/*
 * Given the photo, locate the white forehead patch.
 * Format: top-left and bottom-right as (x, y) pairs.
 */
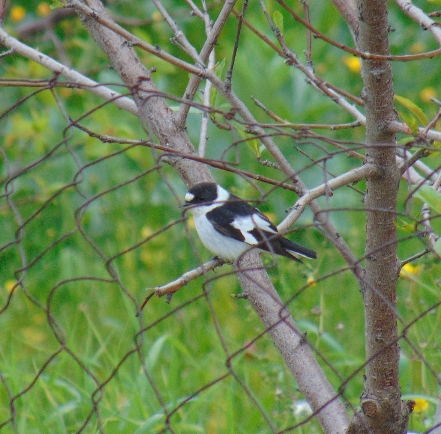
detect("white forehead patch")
(185, 192), (195, 202)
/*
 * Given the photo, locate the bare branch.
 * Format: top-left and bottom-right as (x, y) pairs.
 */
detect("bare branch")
(0, 27), (138, 115)
(198, 0), (216, 157)
(330, 0), (359, 38)
(153, 258), (224, 298)
(137, 258), (224, 314)
(70, 4), (350, 432)
(152, 0), (202, 62)
(277, 0), (441, 61)
(68, 0), (206, 75)
(72, 0), (212, 187)
(176, 0), (238, 126)
(279, 164), (380, 232)
(396, 0), (441, 45)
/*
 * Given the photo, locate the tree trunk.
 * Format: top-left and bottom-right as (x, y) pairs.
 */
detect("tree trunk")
(348, 1), (410, 432)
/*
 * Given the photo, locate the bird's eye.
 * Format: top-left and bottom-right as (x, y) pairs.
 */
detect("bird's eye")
(189, 194), (206, 203)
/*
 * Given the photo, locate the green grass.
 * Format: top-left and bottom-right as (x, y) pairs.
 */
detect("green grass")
(1, 150), (439, 432)
(1, 1), (441, 431)
(1, 110), (440, 432)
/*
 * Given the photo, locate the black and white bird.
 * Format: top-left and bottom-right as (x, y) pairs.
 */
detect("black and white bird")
(184, 182), (317, 263)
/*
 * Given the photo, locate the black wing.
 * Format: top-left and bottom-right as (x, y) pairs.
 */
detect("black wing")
(206, 194), (316, 262)
(206, 194), (278, 244)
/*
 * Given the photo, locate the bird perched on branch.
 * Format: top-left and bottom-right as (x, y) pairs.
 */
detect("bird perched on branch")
(184, 182), (317, 263)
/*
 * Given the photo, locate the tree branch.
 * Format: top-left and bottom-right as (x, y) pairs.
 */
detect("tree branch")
(0, 27), (138, 115)
(236, 252), (350, 433)
(71, 1), (350, 431)
(330, 0), (359, 39)
(72, 0), (212, 187)
(279, 163), (380, 233)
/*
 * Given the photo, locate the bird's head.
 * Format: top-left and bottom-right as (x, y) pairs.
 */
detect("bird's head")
(184, 182), (229, 215)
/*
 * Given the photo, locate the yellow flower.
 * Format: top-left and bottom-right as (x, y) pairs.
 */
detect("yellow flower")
(37, 2), (51, 17)
(343, 56), (361, 73)
(152, 11), (162, 21)
(10, 6), (26, 22)
(413, 398), (429, 413)
(59, 88), (73, 99)
(410, 42), (425, 54)
(5, 280), (17, 293)
(420, 87), (436, 102)
(307, 276), (316, 287)
(141, 226), (153, 237)
(22, 327), (46, 345)
(400, 263), (422, 278)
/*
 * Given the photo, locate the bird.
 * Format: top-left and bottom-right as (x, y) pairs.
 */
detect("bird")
(183, 182), (317, 263)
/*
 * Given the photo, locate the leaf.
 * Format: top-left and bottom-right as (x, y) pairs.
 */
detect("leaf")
(210, 58), (226, 108)
(428, 0), (441, 6)
(414, 184), (441, 214)
(212, 57), (226, 76)
(397, 111), (419, 135)
(395, 219), (415, 233)
(134, 413), (164, 434)
(247, 138), (261, 157)
(397, 136), (415, 147)
(395, 94), (429, 126)
(273, 10), (284, 33)
(146, 335), (168, 369)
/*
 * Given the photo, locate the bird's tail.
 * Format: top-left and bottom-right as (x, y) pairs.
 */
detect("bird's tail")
(281, 238), (317, 260)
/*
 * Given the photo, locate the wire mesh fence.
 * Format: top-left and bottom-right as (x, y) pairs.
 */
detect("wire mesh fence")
(1, 1), (441, 433)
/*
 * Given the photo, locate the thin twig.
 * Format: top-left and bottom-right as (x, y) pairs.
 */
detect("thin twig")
(225, 0), (248, 91)
(137, 258), (224, 313)
(198, 0), (215, 157)
(152, 0), (202, 62)
(277, 0), (441, 61)
(300, 0), (313, 67)
(400, 249), (431, 267)
(175, 0), (239, 126)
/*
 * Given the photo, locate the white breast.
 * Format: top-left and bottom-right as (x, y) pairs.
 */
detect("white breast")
(193, 214), (250, 262)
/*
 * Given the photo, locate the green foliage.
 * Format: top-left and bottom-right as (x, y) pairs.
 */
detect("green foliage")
(395, 94), (430, 127)
(1, 1), (441, 433)
(415, 184), (441, 214)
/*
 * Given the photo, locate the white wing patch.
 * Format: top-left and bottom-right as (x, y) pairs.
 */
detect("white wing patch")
(252, 214), (277, 233)
(232, 213), (277, 245)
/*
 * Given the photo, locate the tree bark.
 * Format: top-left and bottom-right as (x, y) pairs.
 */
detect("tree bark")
(348, 1), (410, 432)
(236, 253), (350, 433)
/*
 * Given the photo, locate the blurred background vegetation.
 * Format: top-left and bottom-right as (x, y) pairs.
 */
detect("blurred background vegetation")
(1, 0), (440, 432)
